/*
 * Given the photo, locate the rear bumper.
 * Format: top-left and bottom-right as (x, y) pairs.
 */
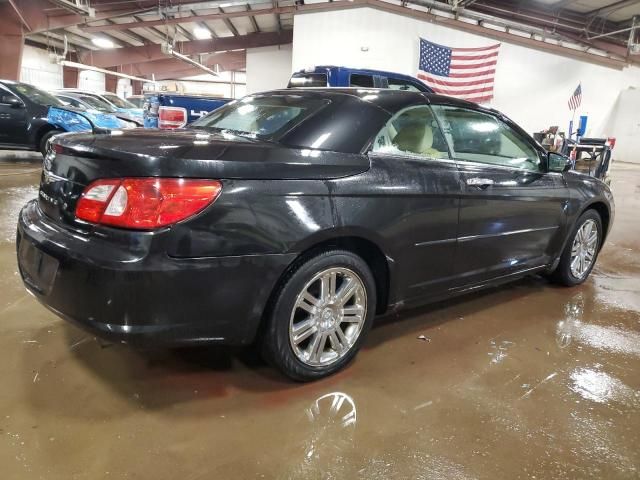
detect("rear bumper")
(17, 200), (295, 346)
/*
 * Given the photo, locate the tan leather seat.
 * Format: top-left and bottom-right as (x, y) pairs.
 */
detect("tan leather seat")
(392, 123), (440, 158)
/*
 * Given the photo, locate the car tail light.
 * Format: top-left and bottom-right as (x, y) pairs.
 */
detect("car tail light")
(158, 106), (187, 129)
(76, 178), (222, 229)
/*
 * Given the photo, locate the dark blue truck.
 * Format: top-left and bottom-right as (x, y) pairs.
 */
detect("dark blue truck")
(288, 66), (434, 92)
(143, 67), (432, 129)
(143, 93), (232, 129)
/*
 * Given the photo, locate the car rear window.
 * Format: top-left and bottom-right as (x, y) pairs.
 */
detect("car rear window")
(287, 73), (328, 88)
(190, 95), (330, 139)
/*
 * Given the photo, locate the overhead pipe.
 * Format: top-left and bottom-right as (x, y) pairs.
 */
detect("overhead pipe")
(52, 36), (154, 84)
(161, 43), (219, 76)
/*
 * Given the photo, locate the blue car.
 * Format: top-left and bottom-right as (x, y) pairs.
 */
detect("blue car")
(55, 92), (138, 129)
(57, 90), (144, 126)
(288, 66), (433, 92)
(0, 80), (123, 156)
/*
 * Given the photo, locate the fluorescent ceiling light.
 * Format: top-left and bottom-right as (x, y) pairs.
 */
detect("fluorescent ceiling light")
(92, 37), (114, 49)
(193, 27), (212, 39)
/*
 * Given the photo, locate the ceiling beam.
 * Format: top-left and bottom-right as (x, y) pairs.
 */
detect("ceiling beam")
(273, 1), (282, 32)
(77, 30), (292, 68)
(285, 0), (631, 68)
(79, 6), (294, 32)
(247, 5), (261, 33)
(116, 51), (245, 77)
(585, 0), (639, 18)
(191, 9), (218, 38)
(219, 7), (240, 36)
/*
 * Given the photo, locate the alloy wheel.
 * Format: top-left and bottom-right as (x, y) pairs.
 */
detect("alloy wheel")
(570, 219), (599, 279)
(289, 267), (367, 367)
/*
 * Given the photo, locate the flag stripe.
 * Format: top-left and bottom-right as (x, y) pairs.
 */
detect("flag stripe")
(451, 52), (500, 61)
(419, 38), (500, 104)
(567, 84), (582, 111)
(449, 69), (496, 79)
(417, 75), (495, 87)
(431, 85), (495, 96)
(450, 44), (500, 52)
(448, 60), (498, 70)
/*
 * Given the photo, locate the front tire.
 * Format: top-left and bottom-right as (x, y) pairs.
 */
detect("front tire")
(550, 209), (602, 286)
(261, 250), (376, 381)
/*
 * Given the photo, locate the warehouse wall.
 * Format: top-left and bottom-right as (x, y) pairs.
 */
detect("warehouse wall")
(601, 88), (640, 165)
(246, 45), (292, 94)
(292, 8), (640, 162)
(78, 70), (106, 92)
(19, 45), (62, 90)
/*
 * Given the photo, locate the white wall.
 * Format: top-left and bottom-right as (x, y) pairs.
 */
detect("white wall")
(292, 8), (640, 161)
(116, 79), (133, 98)
(78, 70), (105, 92)
(603, 88), (640, 164)
(19, 45), (62, 90)
(246, 44), (293, 94)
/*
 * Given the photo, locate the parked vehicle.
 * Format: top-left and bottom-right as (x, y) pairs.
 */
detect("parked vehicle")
(56, 89), (144, 126)
(288, 66), (433, 92)
(126, 95), (145, 108)
(54, 93), (138, 129)
(143, 92), (232, 129)
(0, 80), (122, 156)
(17, 89), (614, 381)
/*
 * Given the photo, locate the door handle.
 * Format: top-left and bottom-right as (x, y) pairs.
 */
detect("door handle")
(466, 177), (494, 189)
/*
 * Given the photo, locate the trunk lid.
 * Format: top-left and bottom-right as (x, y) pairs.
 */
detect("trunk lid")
(38, 128), (369, 228)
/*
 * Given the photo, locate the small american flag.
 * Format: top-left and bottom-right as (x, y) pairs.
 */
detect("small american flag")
(418, 38), (500, 104)
(568, 84), (582, 110)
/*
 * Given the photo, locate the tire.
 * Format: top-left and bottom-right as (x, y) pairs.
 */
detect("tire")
(261, 249), (376, 381)
(550, 209), (602, 286)
(39, 129), (63, 157)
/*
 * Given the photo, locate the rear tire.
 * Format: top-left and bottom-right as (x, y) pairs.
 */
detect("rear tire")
(39, 129), (63, 157)
(550, 209), (602, 286)
(261, 249), (376, 381)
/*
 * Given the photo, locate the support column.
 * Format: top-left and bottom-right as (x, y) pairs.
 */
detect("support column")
(0, 34), (23, 80)
(0, 1), (26, 81)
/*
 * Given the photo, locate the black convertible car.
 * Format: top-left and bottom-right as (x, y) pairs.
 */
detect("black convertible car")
(17, 89), (614, 381)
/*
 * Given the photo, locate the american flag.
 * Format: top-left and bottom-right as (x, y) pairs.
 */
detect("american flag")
(568, 84), (582, 110)
(418, 38), (500, 104)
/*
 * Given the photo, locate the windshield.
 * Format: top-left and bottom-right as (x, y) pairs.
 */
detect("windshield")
(102, 93), (136, 109)
(12, 83), (64, 107)
(56, 96), (87, 110)
(81, 95), (116, 112)
(191, 95), (329, 139)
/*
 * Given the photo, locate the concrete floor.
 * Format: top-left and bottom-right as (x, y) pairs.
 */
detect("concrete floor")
(0, 159), (639, 480)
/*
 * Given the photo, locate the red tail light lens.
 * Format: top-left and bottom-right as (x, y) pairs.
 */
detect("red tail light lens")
(76, 178), (222, 229)
(158, 106), (187, 129)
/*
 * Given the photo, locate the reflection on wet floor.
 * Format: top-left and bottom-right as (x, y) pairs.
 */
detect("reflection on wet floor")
(0, 160), (638, 479)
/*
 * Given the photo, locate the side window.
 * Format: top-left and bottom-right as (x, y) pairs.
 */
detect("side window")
(387, 78), (421, 92)
(372, 105), (450, 159)
(432, 105), (541, 172)
(349, 74), (374, 88)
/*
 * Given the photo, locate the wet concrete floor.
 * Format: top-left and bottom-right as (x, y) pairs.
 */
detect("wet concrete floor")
(0, 159), (638, 479)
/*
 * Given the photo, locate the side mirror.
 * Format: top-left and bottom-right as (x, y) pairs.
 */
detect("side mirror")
(548, 152), (572, 173)
(1, 95), (24, 108)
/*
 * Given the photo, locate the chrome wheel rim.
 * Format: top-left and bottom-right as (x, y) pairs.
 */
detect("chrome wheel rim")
(570, 219), (599, 279)
(289, 267), (367, 367)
